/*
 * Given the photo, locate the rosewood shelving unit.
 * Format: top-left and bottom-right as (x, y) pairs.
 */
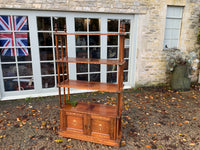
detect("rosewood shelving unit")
(54, 23), (125, 147)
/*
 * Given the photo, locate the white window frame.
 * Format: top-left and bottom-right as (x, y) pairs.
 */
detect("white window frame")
(0, 9), (136, 100)
(163, 6), (183, 49)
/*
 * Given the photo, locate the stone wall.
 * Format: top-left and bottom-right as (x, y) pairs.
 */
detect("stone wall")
(0, 0), (200, 87)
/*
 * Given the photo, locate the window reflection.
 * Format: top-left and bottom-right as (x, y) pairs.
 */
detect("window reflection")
(107, 47), (118, 58)
(41, 62), (54, 75)
(76, 35), (87, 46)
(90, 73), (100, 82)
(89, 35), (100, 45)
(42, 76), (55, 88)
(40, 48), (53, 61)
(108, 19), (118, 32)
(38, 32), (52, 46)
(75, 18), (87, 31)
(77, 74), (88, 81)
(4, 79), (18, 91)
(89, 47), (100, 59)
(2, 64), (17, 77)
(37, 17), (51, 31)
(76, 48), (88, 58)
(53, 17), (66, 31)
(107, 35), (118, 45)
(18, 63), (33, 76)
(89, 19), (100, 31)
(107, 72), (117, 83)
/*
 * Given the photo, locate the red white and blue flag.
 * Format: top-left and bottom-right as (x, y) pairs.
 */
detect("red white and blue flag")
(0, 16), (29, 56)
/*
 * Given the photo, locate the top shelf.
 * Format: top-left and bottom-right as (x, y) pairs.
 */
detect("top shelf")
(56, 57), (125, 65)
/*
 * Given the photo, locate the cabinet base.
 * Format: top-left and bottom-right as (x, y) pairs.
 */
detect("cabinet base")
(59, 131), (121, 147)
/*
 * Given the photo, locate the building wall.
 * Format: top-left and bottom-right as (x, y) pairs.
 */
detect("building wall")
(0, 0), (200, 87)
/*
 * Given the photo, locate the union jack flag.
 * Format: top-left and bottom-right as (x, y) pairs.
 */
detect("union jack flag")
(0, 16), (29, 56)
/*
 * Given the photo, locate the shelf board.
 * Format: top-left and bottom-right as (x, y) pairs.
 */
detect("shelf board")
(58, 80), (119, 93)
(56, 57), (124, 65)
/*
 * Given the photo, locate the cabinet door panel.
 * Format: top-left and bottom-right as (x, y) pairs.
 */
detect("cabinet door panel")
(90, 115), (114, 139)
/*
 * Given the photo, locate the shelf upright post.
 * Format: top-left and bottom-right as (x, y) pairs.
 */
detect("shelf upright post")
(116, 23), (125, 138)
(64, 25), (70, 101)
(55, 24), (62, 107)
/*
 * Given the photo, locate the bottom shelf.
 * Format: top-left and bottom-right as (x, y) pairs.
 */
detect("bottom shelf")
(59, 102), (122, 147)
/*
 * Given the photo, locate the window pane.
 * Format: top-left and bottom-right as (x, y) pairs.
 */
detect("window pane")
(41, 62), (54, 75)
(77, 63), (88, 73)
(38, 32), (52, 46)
(107, 65), (117, 71)
(107, 72), (117, 83)
(76, 35), (87, 46)
(75, 18), (87, 31)
(77, 74), (88, 81)
(125, 34), (130, 45)
(107, 47), (118, 58)
(0, 54), (15, 62)
(90, 73), (100, 82)
(13, 16), (29, 31)
(0, 32), (13, 48)
(108, 35), (118, 45)
(40, 48), (53, 60)
(89, 19), (100, 31)
(76, 48), (88, 58)
(90, 64), (100, 72)
(37, 17), (51, 31)
(167, 7), (183, 18)
(124, 60), (129, 70)
(17, 48), (32, 61)
(89, 35), (100, 45)
(2, 64), (17, 77)
(53, 17), (66, 31)
(4, 78), (18, 91)
(18, 63), (33, 76)
(0, 16), (12, 31)
(42, 76), (55, 88)
(123, 72), (128, 82)
(108, 19), (118, 32)
(120, 19), (130, 32)
(19, 78), (34, 90)
(124, 47), (129, 58)
(89, 47), (100, 59)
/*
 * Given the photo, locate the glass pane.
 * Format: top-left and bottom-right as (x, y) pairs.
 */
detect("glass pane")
(42, 76), (55, 88)
(13, 16), (29, 31)
(107, 65), (117, 71)
(15, 32), (30, 47)
(41, 62), (54, 75)
(89, 47), (100, 59)
(4, 78), (18, 91)
(37, 17), (51, 31)
(38, 32), (52, 46)
(2, 64), (17, 77)
(76, 35), (87, 46)
(108, 35), (118, 45)
(40, 48), (53, 60)
(89, 19), (100, 31)
(77, 74), (88, 81)
(77, 63), (88, 73)
(89, 35), (100, 45)
(53, 17), (66, 31)
(57, 75), (68, 83)
(90, 74), (100, 82)
(107, 47), (118, 58)
(18, 63), (33, 76)
(54, 35), (65, 46)
(17, 48), (32, 61)
(124, 47), (129, 58)
(124, 60), (129, 70)
(107, 72), (117, 83)
(75, 18), (87, 31)
(0, 54), (15, 62)
(19, 78), (34, 90)
(76, 48), (88, 58)
(0, 32), (13, 48)
(120, 20), (130, 32)
(90, 64), (100, 72)
(125, 34), (130, 46)
(56, 62), (67, 74)
(108, 19), (118, 32)
(123, 72), (128, 82)
(0, 16), (12, 31)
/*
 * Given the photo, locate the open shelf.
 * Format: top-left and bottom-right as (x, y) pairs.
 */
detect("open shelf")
(58, 79), (119, 93)
(56, 57), (125, 65)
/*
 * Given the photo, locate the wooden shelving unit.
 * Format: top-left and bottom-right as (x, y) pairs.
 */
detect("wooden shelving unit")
(55, 23), (125, 147)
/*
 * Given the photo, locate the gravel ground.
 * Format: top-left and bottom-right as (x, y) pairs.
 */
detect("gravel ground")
(0, 85), (200, 150)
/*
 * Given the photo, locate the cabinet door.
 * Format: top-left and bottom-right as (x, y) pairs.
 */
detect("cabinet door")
(60, 110), (87, 135)
(89, 115), (115, 139)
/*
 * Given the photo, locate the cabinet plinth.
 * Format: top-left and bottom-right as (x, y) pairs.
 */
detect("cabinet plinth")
(55, 23), (126, 147)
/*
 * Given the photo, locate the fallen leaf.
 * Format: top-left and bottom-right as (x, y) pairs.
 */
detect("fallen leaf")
(54, 139), (63, 143)
(146, 145), (151, 148)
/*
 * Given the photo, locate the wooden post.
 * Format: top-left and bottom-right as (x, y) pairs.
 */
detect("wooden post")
(64, 25), (70, 101)
(55, 24), (62, 107)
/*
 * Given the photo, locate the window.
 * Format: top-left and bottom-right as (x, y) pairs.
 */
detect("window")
(37, 16), (66, 88)
(163, 6), (183, 49)
(0, 16), (34, 91)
